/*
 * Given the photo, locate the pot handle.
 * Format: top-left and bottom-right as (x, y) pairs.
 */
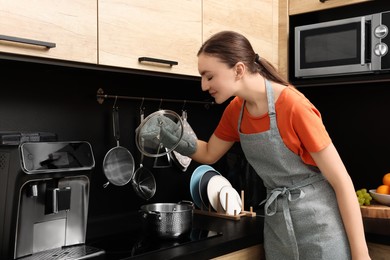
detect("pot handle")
(139, 209), (162, 220)
(178, 200), (194, 208)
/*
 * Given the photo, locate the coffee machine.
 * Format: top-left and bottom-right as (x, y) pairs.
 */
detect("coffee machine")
(0, 134), (104, 259)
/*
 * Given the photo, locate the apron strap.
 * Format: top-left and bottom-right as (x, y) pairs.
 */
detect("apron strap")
(260, 174), (326, 260)
(237, 79), (275, 131)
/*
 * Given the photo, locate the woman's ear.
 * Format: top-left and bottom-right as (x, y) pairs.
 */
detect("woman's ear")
(234, 62), (245, 79)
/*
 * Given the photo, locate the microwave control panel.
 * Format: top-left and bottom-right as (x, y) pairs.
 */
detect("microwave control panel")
(379, 11), (390, 69)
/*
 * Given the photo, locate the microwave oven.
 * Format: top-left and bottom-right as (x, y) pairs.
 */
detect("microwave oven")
(294, 11), (390, 78)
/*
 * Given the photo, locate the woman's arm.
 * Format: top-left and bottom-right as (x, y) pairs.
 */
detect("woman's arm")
(191, 133), (235, 165)
(310, 143), (371, 260)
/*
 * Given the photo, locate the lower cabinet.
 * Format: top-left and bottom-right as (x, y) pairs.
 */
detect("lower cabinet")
(212, 244), (265, 260)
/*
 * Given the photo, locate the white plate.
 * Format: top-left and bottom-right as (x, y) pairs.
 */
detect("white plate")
(219, 186), (242, 215)
(207, 175), (232, 212)
(369, 189), (390, 206)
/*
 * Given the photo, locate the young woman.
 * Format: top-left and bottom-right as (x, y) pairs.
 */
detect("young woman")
(140, 31), (370, 259)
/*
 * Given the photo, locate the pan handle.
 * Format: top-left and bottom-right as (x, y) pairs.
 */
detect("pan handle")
(113, 106), (120, 145)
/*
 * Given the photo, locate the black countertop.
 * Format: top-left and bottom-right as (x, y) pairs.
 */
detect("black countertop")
(87, 213), (264, 260)
(86, 211), (390, 260)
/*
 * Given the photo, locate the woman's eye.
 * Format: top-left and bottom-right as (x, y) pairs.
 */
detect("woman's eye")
(207, 76), (213, 81)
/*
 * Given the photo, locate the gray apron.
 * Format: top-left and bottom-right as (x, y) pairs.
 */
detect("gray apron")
(238, 80), (351, 259)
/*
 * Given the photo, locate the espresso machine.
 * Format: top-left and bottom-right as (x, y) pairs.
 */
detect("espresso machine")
(0, 134), (104, 259)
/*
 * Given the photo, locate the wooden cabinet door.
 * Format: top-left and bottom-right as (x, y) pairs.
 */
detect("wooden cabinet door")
(289, 0), (372, 15)
(203, 0), (284, 77)
(98, 0), (202, 77)
(212, 244), (265, 260)
(0, 0), (97, 64)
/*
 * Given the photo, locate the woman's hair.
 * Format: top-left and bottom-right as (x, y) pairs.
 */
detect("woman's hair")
(197, 31), (289, 86)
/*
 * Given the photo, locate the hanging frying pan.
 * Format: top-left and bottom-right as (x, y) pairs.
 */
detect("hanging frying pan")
(135, 110), (184, 158)
(132, 109), (156, 200)
(102, 106), (135, 188)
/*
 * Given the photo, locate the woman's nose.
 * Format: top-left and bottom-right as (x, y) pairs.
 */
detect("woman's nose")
(201, 79), (209, 92)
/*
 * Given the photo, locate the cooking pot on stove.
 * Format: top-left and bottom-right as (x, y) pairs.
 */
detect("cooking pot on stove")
(139, 201), (194, 239)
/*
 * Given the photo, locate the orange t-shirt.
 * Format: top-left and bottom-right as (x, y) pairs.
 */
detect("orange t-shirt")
(214, 86), (331, 166)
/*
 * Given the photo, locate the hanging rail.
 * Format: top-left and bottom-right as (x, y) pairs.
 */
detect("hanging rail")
(96, 88), (214, 108)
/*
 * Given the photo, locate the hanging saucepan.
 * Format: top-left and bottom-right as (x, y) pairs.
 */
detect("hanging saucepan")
(132, 108), (156, 200)
(170, 110), (196, 172)
(102, 106), (135, 188)
(135, 109), (184, 158)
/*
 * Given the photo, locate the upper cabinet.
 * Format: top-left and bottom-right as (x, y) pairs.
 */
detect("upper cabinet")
(98, 0), (202, 77)
(289, 0), (373, 15)
(203, 0), (287, 79)
(0, 0), (97, 64)
(0, 1), (286, 78)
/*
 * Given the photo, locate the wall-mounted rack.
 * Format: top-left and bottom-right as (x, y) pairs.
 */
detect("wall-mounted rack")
(96, 88), (214, 109)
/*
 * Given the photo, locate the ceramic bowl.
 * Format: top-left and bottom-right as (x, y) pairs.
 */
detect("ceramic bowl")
(369, 189), (390, 206)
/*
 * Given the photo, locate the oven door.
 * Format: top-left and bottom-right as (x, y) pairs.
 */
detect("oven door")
(295, 16), (372, 78)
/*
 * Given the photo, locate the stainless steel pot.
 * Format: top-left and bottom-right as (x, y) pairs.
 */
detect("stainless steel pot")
(139, 201), (194, 238)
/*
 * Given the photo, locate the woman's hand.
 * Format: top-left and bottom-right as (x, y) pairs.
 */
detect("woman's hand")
(137, 114), (197, 156)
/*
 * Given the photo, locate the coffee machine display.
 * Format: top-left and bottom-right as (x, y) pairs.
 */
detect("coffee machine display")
(0, 140), (104, 260)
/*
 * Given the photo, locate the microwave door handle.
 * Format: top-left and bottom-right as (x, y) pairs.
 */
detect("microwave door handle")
(361, 17), (365, 66)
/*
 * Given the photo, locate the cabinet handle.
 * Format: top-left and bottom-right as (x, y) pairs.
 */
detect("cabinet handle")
(0, 34), (56, 48)
(138, 57), (178, 67)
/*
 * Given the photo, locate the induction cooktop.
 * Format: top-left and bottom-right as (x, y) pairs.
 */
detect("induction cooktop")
(87, 228), (222, 260)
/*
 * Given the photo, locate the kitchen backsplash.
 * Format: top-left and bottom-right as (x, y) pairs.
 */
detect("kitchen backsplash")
(2, 57), (388, 239)
(0, 59), (256, 239)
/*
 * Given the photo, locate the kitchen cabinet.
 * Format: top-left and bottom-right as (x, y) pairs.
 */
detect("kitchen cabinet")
(203, 0), (288, 79)
(98, 0), (201, 77)
(289, 0), (373, 15)
(0, 0), (97, 64)
(212, 244), (265, 260)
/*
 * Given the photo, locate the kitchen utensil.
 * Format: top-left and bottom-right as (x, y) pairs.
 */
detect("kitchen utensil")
(369, 189), (390, 206)
(132, 163), (156, 200)
(132, 109), (156, 200)
(135, 110), (183, 158)
(199, 170), (221, 209)
(207, 175), (232, 212)
(219, 186), (242, 215)
(190, 165), (214, 209)
(153, 146), (172, 168)
(139, 201), (194, 238)
(170, 110), (195, 171)
(103, 106), (135, 188)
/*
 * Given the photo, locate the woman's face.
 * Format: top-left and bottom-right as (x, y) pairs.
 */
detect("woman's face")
(198, 54), (237, 104)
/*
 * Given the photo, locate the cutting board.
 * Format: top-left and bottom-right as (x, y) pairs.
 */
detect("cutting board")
(360, 204), (390, 219)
